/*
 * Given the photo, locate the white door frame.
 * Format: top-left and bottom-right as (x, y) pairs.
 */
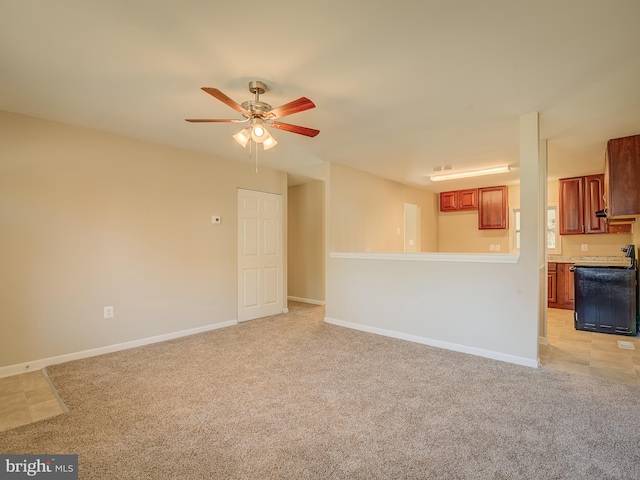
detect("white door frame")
(404, 203), (421, 252)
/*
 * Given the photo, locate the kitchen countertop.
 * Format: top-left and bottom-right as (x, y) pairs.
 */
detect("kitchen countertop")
(548, 255), (631, 266)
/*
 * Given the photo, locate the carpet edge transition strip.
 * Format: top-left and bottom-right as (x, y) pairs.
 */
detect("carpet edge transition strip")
(42, 367), (69, 413)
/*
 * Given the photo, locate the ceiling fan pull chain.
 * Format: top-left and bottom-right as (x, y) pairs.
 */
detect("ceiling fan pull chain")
(248, 140), (258, 173)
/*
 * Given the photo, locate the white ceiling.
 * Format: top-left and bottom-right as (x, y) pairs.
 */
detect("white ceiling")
(2, 0), (639, 192)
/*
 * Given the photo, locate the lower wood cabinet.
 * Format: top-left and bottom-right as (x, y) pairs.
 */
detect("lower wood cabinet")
(547, 263), (557, 304)
(548, 262), (574, 310)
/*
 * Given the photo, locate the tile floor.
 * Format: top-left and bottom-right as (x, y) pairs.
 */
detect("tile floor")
(1, 310), (638, 432)
(540, 308), (640, 386)
(0, 369), (65, 432)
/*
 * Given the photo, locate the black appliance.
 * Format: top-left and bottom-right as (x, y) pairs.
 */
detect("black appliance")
(572, 244), (638, 336)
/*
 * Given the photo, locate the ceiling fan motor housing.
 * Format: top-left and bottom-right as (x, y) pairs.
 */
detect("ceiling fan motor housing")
(242, 81), (272, 118)
(248, 81), (266, 95)
(241, 100), (273, 118)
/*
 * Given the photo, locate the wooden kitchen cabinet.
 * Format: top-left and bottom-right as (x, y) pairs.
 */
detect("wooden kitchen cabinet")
(478, 186), (507, 230)
(548, 262), (574, 310)
(559, 173), (632, 234)
(584, 174), (608, 233)
(439, 189), (478, 212)
(440, 191), (456, 211)
(558, 174), (608, 235)
(559, 177), (584, 235)
(547, 263), (557, 304)
(458, 189), (478, 210)
(604, 134), (640, 219)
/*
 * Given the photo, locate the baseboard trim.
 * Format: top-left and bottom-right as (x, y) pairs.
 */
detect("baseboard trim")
(324, 317), (538, 368)
(288, 296), (325, 306)
(0, 320), (238, 379)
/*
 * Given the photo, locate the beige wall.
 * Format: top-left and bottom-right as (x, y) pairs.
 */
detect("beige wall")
(0, 111), (287, 369)
(559, 232), (634, 256)
(438, 210), (510, 253)
(437, 186), (513, 253)
(288, 181), (324, 303)
(325, 113), (544, 366)
(329, 163), (438, 252)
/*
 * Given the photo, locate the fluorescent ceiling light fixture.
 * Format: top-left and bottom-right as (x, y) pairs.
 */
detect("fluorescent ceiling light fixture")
(429, 165), (511, 182)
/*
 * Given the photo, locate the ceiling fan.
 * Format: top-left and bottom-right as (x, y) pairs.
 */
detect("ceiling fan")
(186, 81), (319, 150)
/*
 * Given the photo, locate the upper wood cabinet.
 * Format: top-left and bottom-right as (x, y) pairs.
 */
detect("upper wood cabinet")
(439, 189), (478, 212)
(604, 134), (640, 219)
(558, 174), (608, 235)
(478, 186), (507, 230)
(558, 177), (584, 235)
(439, 191), (457, 211)
(584, 175), (608, 234)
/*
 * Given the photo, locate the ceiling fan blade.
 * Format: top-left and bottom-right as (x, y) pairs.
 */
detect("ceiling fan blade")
(270, 121), (320, 137)
(201, 87), (250, 116)
(185, 118), (246, 123)
(266, 97), (316, 119)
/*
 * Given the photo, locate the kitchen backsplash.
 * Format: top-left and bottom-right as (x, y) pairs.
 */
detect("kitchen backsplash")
(559, 232), (634, 257)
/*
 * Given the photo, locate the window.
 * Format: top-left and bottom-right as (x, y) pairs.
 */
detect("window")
(547, 207), (558, 251)
(513, 206), (560, 253)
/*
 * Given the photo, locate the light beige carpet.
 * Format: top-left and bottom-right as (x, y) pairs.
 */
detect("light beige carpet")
(1, 302), (639, 479)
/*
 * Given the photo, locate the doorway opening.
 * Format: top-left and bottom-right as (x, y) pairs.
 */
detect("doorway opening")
(404, 203), (421, 252)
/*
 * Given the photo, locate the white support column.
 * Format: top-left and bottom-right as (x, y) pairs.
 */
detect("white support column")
(519, 112), (544, 358)
(539, 139), (548, 342)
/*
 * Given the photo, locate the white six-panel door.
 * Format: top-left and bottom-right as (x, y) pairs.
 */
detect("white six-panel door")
(237, 189), (283, 322)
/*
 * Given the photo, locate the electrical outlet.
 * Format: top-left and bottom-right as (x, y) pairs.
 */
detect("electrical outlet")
(581, 244), (588, 251)
(495, 245), (501, 251)
(104, 306), (114, 319)
(490, 244), (495, 251)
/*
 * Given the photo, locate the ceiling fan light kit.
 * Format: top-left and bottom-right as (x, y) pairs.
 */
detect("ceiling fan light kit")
(186, 80), (319, 153)
(262, 135), (277, 150)
(249, 118), (267, 142)
(232, 127), (251, 148)
(429, 165), (511, 182)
